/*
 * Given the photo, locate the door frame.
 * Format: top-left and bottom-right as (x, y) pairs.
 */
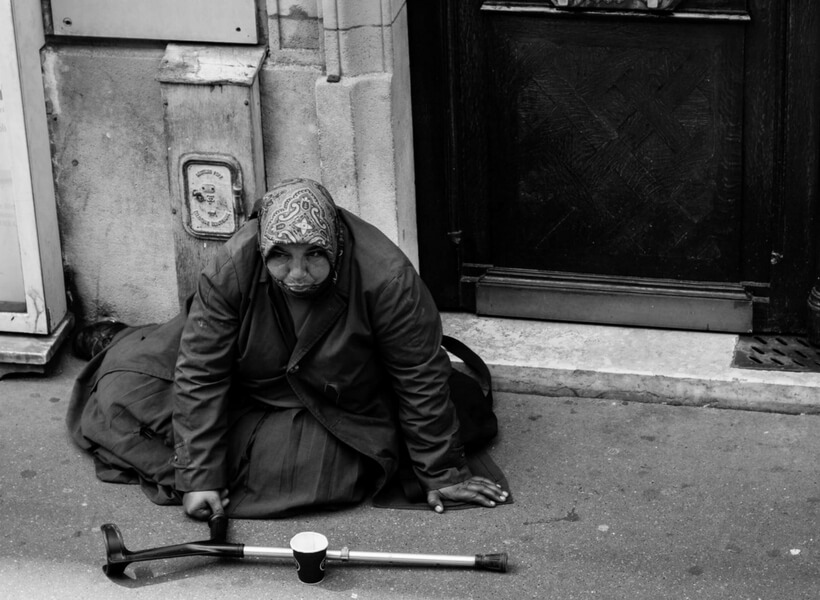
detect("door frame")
(409, 0), (820, 334)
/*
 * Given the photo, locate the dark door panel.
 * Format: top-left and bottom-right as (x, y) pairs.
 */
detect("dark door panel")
(409, 0), (820, 334)
(484, 14), (745, 283)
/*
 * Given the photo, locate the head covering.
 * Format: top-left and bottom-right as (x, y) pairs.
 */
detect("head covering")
(257, 178), (341, 266)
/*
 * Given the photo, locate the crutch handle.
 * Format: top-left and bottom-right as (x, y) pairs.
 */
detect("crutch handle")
(208, 513), (229, 542)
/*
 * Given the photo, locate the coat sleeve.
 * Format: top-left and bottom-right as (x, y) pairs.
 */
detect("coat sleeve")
(172, 256), (242, 492)
(373, 266), (471, 491)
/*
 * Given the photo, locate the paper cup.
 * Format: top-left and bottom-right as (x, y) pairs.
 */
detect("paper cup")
(290, 531), (329, 584)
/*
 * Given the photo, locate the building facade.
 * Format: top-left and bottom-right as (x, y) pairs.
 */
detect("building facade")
(3, 0), (819, 359)
(39, 0), (416, 328)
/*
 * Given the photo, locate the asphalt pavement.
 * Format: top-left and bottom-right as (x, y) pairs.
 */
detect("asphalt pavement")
(1, 349), (819, 599)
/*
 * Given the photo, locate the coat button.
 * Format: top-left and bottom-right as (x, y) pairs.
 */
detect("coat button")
(288, 365), (300, 374)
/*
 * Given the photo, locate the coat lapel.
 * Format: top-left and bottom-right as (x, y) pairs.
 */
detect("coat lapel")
(288, 290), (347, 368)
(266, 282), (298, 353)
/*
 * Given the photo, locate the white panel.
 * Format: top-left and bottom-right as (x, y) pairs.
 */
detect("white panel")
(0, 89), (26, 310)
(0, 0), (46, 332)
(0, 0), (66, 334)
(51, 0), (258, 44)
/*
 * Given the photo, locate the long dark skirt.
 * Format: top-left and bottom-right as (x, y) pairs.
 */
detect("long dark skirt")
(225, 404), (372, 517)
(67, 326), (371, 519)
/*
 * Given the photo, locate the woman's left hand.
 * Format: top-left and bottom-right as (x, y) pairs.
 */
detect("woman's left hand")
(426, 476), (509, 513)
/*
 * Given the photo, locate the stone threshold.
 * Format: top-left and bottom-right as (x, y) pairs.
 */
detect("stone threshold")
(441, 312), (820, 415)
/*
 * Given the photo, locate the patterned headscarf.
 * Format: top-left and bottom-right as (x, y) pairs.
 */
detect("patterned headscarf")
(257, 178), (341, 267)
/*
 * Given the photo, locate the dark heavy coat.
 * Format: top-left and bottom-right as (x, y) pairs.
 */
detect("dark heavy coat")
(69, 208), (469, 501)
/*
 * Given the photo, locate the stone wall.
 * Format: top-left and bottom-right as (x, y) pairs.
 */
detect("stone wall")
(43, 0), (415, 326)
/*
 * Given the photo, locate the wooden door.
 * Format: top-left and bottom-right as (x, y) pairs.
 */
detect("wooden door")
(409, 0), (820, 334)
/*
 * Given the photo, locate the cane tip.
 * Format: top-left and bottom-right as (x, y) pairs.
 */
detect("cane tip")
(475, 552), (508, 572)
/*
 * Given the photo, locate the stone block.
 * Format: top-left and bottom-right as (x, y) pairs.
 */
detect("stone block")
(266, 0), (323, 66)
(315, 77), (359, 213)
(267, 0), (319, 19)
(316, 72), (418, 266)
(258, 65), (323, 184)
(335, 0), (383, 29)
(337, 22), (388, 76)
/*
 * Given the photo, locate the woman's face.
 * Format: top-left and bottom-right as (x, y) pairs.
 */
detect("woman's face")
(266, 243), (332, 293)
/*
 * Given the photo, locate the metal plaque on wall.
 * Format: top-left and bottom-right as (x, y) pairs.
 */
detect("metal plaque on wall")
(51, 0), (258, 44)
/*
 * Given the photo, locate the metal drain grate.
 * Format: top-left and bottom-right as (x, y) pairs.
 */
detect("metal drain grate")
(732, 335), (820, 373)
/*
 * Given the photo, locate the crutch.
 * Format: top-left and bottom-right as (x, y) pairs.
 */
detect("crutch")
(100, 514), (508, 577)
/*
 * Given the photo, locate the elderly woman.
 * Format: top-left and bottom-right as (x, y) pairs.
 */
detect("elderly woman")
(68, 178), (507, 519)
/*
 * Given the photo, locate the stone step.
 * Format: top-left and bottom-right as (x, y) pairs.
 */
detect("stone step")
(441, 312), (820, 415)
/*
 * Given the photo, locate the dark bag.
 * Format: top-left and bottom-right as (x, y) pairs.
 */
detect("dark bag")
(442, 335), (498, 452)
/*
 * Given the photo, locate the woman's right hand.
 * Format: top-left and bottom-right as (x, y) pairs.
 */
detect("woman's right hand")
(183, 489), (230, 520)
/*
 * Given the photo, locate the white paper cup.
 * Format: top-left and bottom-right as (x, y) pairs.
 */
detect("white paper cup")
(290, 532), (329, 584)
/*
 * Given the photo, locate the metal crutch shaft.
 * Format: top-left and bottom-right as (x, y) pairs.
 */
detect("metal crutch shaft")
(243, 545), (507, 572)
(101, 517), (508, 577)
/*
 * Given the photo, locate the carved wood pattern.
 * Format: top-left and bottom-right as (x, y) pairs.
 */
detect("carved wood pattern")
(551, 0), (683, 9)
(486, 17), (744, 281)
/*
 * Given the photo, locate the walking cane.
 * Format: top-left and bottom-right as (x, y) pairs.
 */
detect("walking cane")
(101, 514), (508, 578)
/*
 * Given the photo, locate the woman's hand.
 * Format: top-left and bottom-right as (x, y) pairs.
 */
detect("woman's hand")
(426, 476), (509, 514)
(183, 489), (230, 520)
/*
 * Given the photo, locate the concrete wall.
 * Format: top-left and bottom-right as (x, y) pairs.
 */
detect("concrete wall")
(43, 45), (180, 325)
(43, 0), (415, 327)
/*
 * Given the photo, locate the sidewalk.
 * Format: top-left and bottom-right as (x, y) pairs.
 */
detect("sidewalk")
(442, 313), (820, 414)
(1, 320), (819, 599)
